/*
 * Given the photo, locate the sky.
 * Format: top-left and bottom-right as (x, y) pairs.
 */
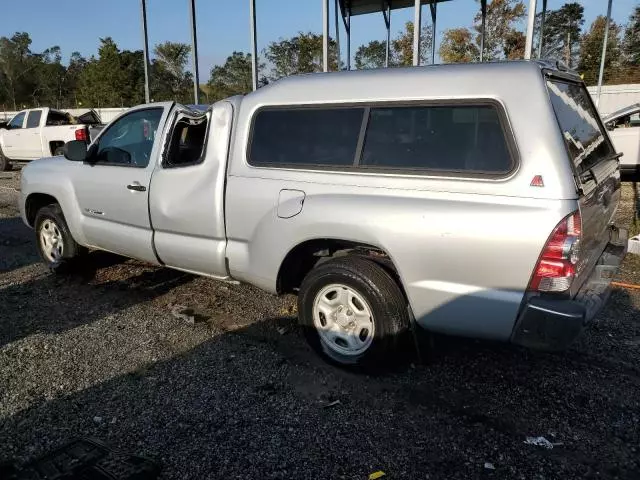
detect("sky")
(1, 0), (638, 80)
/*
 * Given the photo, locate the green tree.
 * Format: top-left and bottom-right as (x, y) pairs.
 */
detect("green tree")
(503, 30), (526, 59)
(578, 16), (622, 85)
(438, 0), (525, 64)
(264, 32), (339, 79)
(622, 6), (640, 66)
(355, 22), (432, 69)
(77, 38), (144, 107)
(535, 2), (584, 67)
(151, 41), (192, 103)
(392, 22), (433, 66)
(439, 28), (480, 63)
(0, 32), (40, 110)
(473, 0), (526, 61)
(355, 40), (387, 69)
(65, 52), (88, 107)
(207, 51), (265, 102)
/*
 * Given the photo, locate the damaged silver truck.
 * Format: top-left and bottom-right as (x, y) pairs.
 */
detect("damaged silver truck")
(19, 61), (627, 367)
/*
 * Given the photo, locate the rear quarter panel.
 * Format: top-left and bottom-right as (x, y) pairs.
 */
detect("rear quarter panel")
(225, 64), (581, 340)
(226, 173), (576, 339)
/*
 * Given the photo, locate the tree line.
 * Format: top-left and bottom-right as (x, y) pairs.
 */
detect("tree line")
(1, 1), (638, 111)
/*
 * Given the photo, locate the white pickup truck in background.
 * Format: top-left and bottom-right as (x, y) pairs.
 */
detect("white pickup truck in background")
(0, 107), (102, 171)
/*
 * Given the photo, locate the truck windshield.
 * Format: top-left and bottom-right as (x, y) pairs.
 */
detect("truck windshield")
(546, 79), (615, 176)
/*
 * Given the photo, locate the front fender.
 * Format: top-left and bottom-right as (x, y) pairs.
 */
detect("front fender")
(21, 159), (88, 246)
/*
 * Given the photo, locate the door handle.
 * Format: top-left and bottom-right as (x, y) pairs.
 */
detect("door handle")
(126, 182), (147, 192)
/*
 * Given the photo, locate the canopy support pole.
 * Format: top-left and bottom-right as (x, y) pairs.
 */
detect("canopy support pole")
(250, 0), (258, 90)
(479, 0), (487, 62)
(140, 0), (150, 103)
(323, 0), (330, 72)
(188, 0), (200, 104)
(596, 0), (613, 108)
(412, 0), (421, 66)
(334, 0), (341, 69)
(341, 5), (351, 70)
(383, 1), (391, 67)
(524, 0), (537, 59)
(537, 0), (547, 58)
(430, 2), (437, 64)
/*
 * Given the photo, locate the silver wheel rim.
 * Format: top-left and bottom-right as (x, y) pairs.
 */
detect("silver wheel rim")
(312, 283), (375, 356)
(39, 219), (64, 262)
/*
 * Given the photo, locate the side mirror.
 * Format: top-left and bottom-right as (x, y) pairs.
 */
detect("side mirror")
(63, 140), (88, 162)
(605, 122), (615, 131)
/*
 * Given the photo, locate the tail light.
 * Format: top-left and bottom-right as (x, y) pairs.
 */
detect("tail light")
(529, 211), (582, 292)
(75, 128), (88, 142)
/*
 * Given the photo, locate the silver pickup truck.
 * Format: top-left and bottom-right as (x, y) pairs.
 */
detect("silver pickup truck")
(19, 61), (627, 367)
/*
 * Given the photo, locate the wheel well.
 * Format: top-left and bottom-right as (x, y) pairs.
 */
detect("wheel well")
(25, 193), (58, 226)
(49, 141), (65, 155)
(276, 239), (403, 295)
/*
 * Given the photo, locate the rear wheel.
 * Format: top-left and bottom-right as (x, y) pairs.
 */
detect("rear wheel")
(298, 256), (409, 367)
(53, 146), (65, 156)
(34, 204), (83, 273)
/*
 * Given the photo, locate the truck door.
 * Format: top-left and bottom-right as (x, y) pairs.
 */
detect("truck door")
(23, 110), (44, 159)
(2, 111), (27, 159)
(71, 105), (172, 263)
(148, 101), (232, 278)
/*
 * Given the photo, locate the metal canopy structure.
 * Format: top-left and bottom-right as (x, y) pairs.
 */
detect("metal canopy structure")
(134, 0), (621, 109)
(336, 0), (453, 70)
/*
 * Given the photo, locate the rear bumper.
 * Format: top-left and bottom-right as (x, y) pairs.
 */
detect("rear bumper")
(511, 225), (627, 351)
(620, 164), (640, 181)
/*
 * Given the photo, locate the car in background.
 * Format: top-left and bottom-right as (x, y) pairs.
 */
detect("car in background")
(0, 107), (103, 171)
(603, 103), (640, 181)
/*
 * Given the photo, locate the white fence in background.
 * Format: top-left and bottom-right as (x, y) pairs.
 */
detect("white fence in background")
(1, 84), (639, 122)
(586, 84), (640, 116)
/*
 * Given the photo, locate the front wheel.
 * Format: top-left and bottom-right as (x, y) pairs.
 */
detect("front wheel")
(297, 256), (409, 367)
(34, 204), (83, 272)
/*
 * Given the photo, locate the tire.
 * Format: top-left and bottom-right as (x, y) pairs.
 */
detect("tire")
(298, 255), (409, 367)
(0, 146), (10, 171)
(34, 204), (83, 273)
(53, 146), (65, 156)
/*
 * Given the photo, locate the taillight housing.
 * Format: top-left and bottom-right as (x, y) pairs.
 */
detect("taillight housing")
(75, 128), (88, 142)
(529, 211), (582, 293)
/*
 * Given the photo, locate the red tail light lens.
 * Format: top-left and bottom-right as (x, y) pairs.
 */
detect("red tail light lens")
(529, 211), (582, 292)
(75, 128), (88, 141)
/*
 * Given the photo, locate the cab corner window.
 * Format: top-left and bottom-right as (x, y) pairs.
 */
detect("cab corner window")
(164, 114), (208, 168)
(94, 108), (163, 168)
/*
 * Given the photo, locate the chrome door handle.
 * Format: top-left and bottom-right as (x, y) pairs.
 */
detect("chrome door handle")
(126, 183), (147, 192)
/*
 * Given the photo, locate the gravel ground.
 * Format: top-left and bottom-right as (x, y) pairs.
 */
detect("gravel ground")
(1, 166), (639, 479)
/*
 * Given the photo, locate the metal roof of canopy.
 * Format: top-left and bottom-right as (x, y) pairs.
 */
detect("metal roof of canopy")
(338, 0), (451, 17)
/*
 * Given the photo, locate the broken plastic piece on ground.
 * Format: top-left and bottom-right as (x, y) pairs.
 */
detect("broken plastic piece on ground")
(524, 436), (556, 449)
(3, 437), (160, 479)
(323, 399), (341, 408)
(369, 471), (386, 479)
(484, 462), (495, 470)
